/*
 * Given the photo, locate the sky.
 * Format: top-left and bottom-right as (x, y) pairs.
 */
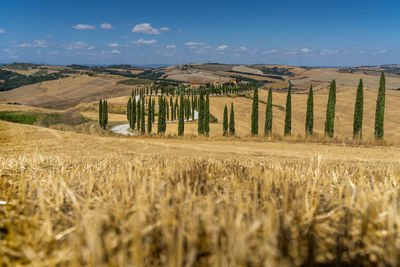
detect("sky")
(0, 0), (400, 66)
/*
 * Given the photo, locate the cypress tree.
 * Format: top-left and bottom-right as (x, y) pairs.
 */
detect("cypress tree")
(264, 88), (273, 135)
(284, 85), (292, 136)
(305, 85), (314, 135)
(137, 97), (141, 131)
(198, 94), (204, 134)
(251, 86), (259, 135)
(191, 95), (195, 120)
(157, 97), (163, 134)
(353, 79), (364, 139)
(148, 96), (152, 134)
(223, 105), (228, 136)
(170, 97), (173, 120)
(132, 98), (136, 130)
(127, 98), (131, 123)
(141, 99), (145, 134)
(324, 80), (336, 138)
(99, 99), (103, 128)
(204, 94), (210, 135)
(166, 100), (169, 122)
(152, 99), (155, 123)
(229, 102), (235, 135)
(178, 94), (184, 136)
(375, 72), (386, 139)
(101, 100), (108, 129)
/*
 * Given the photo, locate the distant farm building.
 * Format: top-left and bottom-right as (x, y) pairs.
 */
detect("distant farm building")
(190, 81), (210, 88)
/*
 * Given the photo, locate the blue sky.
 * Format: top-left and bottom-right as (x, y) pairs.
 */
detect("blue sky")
(0, 0), (399, 66)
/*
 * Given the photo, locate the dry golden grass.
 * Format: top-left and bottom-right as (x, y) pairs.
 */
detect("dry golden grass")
(1, 121), (400, 266)
(0, 75), (133, 109)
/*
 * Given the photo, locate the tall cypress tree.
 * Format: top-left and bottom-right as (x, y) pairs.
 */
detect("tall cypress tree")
(353, 79), (364, 139)
(375, 72), (386, 139)
(223, 105), (228, 136)
(170, 97), (173, 120)
(284, 85), (292, 136)
(137, 97), (141, 131)
(127, 98), (131, 123)
(152, 99), (155, 123)
(305, 85), (314, 135)
(324, 80), (336, 138)
(178, 94), (184, 136)
(157, 97), (163, 134)
(148, 96), (152, 134)
(264, 88), (273, 135)
(99, 99), (103, 128)
(141, 99), (145, 134)
(132, 98), (136, 130)
(251, 86), (259, 135)
(198, 94), (205, 134)
(229, 102), (235, 135)
(101, 100), (108, 130)
(204, 94), (210, 135)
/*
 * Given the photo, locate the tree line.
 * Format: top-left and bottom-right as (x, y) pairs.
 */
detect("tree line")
(250, 71), (386, 139)
(100, 71), (386, 139)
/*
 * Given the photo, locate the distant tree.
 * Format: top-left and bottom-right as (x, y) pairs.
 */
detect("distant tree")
(324, 80), (336, 138)
(375, 72), (386, 139)
(191, 95), (195, 120)
(99, 99), (103, 128)
(101, 99), (108, 130)
(204, 94), (210, 135)
(198, 94), (205, 134)
(251, 86), (259, 135)
(223, 105), (228, 136)
(305, 85), (314, 135)
(284, 85), (292, 136)
(264, 88), (273, 135)
(229, 102), (235, 135)
(178, 94), (184, 136)
(353, 79), (363, 139)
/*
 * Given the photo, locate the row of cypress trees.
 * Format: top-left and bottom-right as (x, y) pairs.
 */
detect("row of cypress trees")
(197, 93), (210, 135)
(222, 103), (235, 136)
(249, 71), (386, 139)
(98, 99), (108, 129)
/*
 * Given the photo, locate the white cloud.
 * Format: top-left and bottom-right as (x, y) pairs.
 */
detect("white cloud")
(14, 43), (31, 48)
(301, 48), (312, 54)
(218, 45), (229, 50)
(72, 24), (96, 30)
(131, 23), (169, 35)
(373, 50), (387, 55)
(166, 45), (176, 49)
(32, 39), (48, 47)
(185, 42), (204, 47)
(131, 39), (157, 44)
(262, 49), (279, 54)
(0, 29), (5, 34)
(66, 41), (88, 50)
(238, 46), (247, 51)
(100, 23), (113, 29)
(320, 49), (339, 55)
(110, 49), (120, 54)
(87, 46), (96, 50)
(108, 43), (119, 47)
